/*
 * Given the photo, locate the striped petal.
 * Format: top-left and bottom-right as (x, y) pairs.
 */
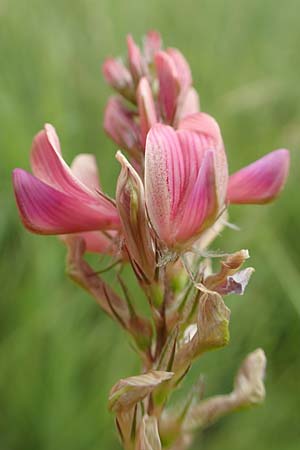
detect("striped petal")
(178, 112), (228, 206)
(13, 169), (120, 234)
(155, 51), (180, 124)
(166, 47), (192, 92)
(30, 124), (97, 199)
(177, 149), (218, 244)
(145, 124), (218, 248)
(227, 149), (290, 204)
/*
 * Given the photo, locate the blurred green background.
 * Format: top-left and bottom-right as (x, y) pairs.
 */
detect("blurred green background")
(1, 0), (300, 449)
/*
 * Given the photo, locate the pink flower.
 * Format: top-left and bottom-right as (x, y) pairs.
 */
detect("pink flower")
(12, 124), (120, 247)
(144, 114), (290, 250)
(145, 120), (224, 250)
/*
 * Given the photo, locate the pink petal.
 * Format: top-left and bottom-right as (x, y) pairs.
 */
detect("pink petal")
(102, 57), (133, 91)
(127, 35), (146, 83)
(137, 77), (158, 147)
(227, 149), (290, 204)
(13, 169), (120, 235)
(70, 154), (101, 191)
(30, 124), (97, 199)
(145, 124), (215, 247)
(166, 47), (192, 92)
(143, 30), (162, 63)
(104, 97), (141, 153)
(178, 112), (228, 205)
(155, 51), (180, 124)
(177, 149), (218, 244)
(69, 231), (118, 254)
(174, 87), (200, 125)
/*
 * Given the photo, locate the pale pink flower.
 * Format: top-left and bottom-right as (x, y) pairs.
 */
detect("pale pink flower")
(13, 124), (120, 244)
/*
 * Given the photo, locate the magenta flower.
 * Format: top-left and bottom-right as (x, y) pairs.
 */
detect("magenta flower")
(12, 124), (120, 248)
(145, 113), (290, 250)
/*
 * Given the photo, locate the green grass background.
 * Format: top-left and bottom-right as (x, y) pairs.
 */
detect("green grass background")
(1, 0), (300, 449)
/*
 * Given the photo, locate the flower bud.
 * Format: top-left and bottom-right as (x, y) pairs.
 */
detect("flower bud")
(104, 97), (142, 157)
(116, 151), (156, 283)
(137, 77), (158, 147)
(127, 34), (147, 84)
(102, 58), (135, 102)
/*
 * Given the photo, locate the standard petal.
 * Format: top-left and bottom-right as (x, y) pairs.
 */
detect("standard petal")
(155, 51), (180, 124)
(145, 125), (207, 247)
(145, 124), (179, 244)
(178, 112), (228, 205)
(30, 124), (97, 199)
(13, 169), (120, 234)
(137, 77), (158, 147)
(166, 47), (192, 92)
(70, 154), (101, 191)
(227, 149), (290, 204)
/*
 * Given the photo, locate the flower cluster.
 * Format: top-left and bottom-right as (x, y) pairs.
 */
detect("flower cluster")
(12, 31), (290, 450)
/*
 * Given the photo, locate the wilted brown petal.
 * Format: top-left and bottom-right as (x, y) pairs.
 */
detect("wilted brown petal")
(184, 348), (266, 431)
(174, 292), (230, 371)
(109, 370), (174, 412)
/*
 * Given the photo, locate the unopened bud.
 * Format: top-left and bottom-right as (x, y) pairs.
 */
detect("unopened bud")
(137, 77), (158, 147)
(102, 58), (135, 102)
(116, 151), (156, 283)
(127, 34), (147, 84)
(104, 97), (142, 157)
